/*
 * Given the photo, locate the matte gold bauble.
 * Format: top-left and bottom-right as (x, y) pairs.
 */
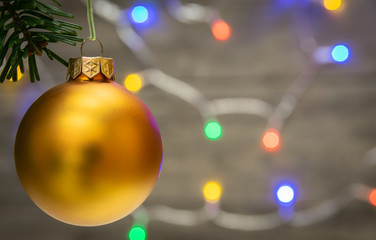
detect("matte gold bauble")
(14, 56), (163, 226)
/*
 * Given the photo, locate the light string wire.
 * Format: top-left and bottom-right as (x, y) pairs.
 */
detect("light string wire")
(81, 0), (375, 233)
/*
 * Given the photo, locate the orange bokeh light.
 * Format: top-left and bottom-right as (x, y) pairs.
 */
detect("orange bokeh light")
(369, 189), (376, 206)
(211, 20), (231, 41)
(262, 129), (280, 151)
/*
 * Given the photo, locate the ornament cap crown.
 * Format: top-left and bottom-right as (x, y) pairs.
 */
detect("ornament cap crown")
(67, 56), (115, 80)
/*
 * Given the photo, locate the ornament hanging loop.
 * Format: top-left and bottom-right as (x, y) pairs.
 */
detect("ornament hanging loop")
(80, 38), (103, 57)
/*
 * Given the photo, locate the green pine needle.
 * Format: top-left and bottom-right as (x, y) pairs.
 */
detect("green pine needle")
(0, 0), (83, 83)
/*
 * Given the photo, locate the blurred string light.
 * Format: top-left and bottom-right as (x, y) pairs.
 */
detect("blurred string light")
(204, 121), (222, 140)
(276, 184), (296, 205)
(331, 44), (350, 63)
(203, 181), (222, 203)
(165, 0), (231, 41)
(323, 0), (342, 11)
(125, 2), (159, 28)
(262, 129), (280, 152)
(313, 44), (351, 64)
(128, 225), (147, 240)
(130, 5), (149, 23)
(124, 73), (144, 93)
(80, 0), (376, 234)
(126, 149), (376, 231)
(211, 20), (231, 41)
(369, 189), (376, 207)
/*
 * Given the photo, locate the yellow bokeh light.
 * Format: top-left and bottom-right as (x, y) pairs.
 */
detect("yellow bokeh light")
(203, 181), (222, 203)
(323, 0), (342, 11)
(8, 66), (23, 81)
(124, 73), (143, 93)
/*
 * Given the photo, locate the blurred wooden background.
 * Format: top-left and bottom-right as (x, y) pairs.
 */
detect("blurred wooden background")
(1, 0), (376, 239)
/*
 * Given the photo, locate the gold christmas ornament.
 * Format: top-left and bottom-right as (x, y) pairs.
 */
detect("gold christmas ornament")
(14, 40), (163, 226)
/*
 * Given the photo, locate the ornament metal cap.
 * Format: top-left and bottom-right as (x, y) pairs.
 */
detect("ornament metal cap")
(67, 38), (115, 80)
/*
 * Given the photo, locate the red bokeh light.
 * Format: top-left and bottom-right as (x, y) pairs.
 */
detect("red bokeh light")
(262, 129), (280, 151)
(369, 189), (376, 207)
(211, 20), (231, 41)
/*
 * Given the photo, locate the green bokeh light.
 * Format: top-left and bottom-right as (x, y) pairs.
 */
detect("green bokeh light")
(128, 226), (147, 240)
(204, 121), (222, 140)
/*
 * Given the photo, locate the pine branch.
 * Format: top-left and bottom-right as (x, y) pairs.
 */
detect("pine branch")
(0, 0), (83, 83)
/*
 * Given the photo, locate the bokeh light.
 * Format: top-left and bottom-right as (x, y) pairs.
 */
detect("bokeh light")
(17, 66), (23, 81)
(262, 129), (280, 151)
(131, 5), (149, 23)
(8, 66), (23, 82)
(204, 121), (222, 140)
(331, 44), (350, 63)
(276, 185), (295, 205)
(369, 189), (376, 207)
(128, 225), (147, 240)
(323, 0), (342, 11)
(203, 181), (222, 203)
(211, 20), (231, 41)
(124, 73), (144, 93)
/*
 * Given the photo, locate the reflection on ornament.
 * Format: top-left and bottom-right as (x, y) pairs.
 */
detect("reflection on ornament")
(14, 56), (163, 226)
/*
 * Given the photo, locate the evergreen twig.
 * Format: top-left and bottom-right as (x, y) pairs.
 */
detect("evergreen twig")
(0, 0), (83, 83)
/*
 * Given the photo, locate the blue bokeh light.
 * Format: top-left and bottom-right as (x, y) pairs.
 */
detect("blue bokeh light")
(131, 6), (149, 23)
(276, 184), (295, 205)
(331, 44), (350, 63)
(274, 0), (311, 10)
